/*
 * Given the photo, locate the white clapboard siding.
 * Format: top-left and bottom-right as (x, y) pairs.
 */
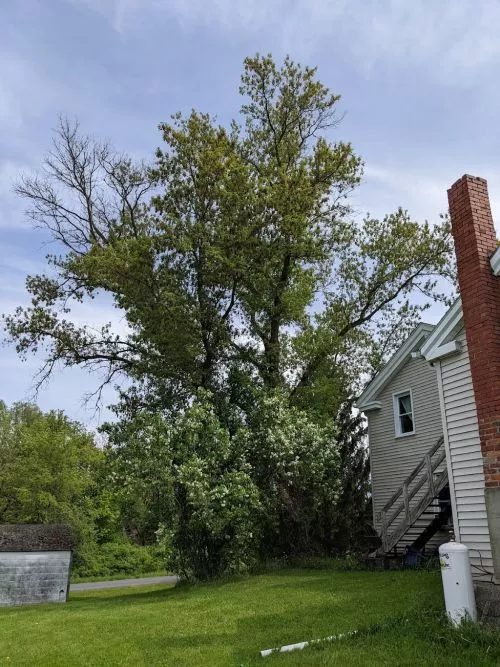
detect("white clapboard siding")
(438, 329), (494, 581)
(368, 355), (444, 545)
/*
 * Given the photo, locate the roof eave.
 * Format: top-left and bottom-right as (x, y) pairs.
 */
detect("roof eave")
(421, 299), (463, 362)
(356, 323), (435, 411)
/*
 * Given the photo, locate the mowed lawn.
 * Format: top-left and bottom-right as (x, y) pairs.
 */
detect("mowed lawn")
(0, 569), (497, 666)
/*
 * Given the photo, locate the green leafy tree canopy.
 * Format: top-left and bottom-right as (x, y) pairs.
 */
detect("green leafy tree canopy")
(4, 54), (455, 417)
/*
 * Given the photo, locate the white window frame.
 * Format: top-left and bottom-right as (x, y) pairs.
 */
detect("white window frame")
(393, 389), (415, 438)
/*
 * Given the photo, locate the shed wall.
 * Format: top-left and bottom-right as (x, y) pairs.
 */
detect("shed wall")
(0, 551), (71, 606)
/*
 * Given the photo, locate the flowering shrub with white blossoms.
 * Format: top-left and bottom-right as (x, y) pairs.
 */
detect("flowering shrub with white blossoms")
(235, 391), (341, 557)
(123, 390), (341, 579)
(156, 392), (261, 580)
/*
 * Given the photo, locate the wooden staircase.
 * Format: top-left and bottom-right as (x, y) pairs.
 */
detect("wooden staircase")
(377, 436), (449, 554)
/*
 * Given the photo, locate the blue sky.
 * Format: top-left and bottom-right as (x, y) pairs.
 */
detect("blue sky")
(2, 0), (500, 427)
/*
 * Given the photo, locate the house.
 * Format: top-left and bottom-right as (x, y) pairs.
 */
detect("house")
(358, 175), (500, 585)
(357, 323), (451, 557)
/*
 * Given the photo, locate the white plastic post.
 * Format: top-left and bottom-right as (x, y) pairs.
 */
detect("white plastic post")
(438, 541), (477, 625)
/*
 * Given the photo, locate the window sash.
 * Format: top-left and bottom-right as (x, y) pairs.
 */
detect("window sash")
(394, 391), (414, 436)
(398, 394), (412, 416)
(399, 413), (414, 433)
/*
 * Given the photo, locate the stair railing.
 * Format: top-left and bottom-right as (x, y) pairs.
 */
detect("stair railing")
(377, 436), (447, 553)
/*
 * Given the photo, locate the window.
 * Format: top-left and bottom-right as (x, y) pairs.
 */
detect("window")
(393, 390), (415, 437)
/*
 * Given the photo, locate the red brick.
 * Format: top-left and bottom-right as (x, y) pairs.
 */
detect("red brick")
(448, 174), (500, 480)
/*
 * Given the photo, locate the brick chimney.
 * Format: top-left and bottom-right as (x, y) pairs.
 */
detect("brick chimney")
(448, 174), (500, 578)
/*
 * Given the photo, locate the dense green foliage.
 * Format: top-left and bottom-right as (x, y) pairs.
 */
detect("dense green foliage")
(0, 400), (160, 577)
(153, 394), (261, 580)
(108, 390), (341, 578)
(104, 393), (370, 578)
(73, 542), (164, 579)
(1, 570), (498, 666)
(6, 54), (454, 410)
(0, 401), (108, 541)
(234, 392), (341, 558)
(328, 403), (372, 554)
(4, 54), (455, 578)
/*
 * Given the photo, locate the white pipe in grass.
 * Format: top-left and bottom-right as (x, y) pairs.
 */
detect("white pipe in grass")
(260, 630), (357, 657)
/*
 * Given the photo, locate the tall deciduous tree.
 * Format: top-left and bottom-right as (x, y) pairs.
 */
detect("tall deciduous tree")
(4, 55), (455, 418)
(3, 56), (456, 566)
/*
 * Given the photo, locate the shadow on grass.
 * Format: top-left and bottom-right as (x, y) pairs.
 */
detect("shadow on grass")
(72, 584), (370, 661)
(263, 570), (431, 589)
(71, 585), (363, 665)
(0, 571), (467, 667)
(69, 584), (192, 607)
(133, 629), (234, 650)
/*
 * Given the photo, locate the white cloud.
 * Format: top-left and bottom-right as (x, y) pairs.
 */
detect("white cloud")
(0, 161), (31, 229)
(357, 165), (448, 222)
(0, 250), (43, 278)
(0, 54), (63, 134)
(356, 163), (500, 236)
(71, 0), (500, 83)
(68, 297), (131, 340)
(0, 57), (33, 132)
(68, 0), (160, 34)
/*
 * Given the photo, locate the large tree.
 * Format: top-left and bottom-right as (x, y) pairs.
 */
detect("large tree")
(0, 401), (113, 541)
(4, 55), (455, 419)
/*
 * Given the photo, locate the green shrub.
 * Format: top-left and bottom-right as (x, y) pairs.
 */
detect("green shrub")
(153, 394), (262, 581)
(73, 541), (165, 578)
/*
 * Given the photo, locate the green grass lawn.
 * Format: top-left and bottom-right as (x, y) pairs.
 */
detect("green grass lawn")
(0, 569), (498, 666)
